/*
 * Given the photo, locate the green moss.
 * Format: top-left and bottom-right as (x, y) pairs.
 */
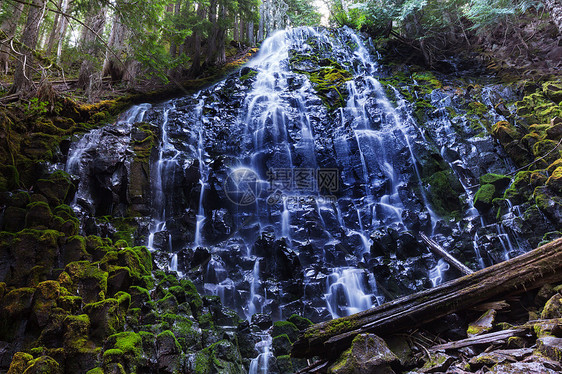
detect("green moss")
(86, 368), (104, 374)
(292, 58), (352, 111)
(533, 139), (561, 168)
(287, 314), (313, 330)
(109, 331), (143, 358)
(272, 334), (292, 356)
(425, 170), (463, 218)
(272, 321), (299, 342)
(546, 166), (562, 192)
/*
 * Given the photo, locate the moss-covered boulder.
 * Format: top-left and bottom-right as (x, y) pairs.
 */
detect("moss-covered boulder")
(35, 170), (75, 206)
(492, 121), (522, 144)
(272, 321), (300, 343)
(7, 229), (61, 287)
(61, 261), (108, 303)
(533, 140), (561, 168)
(6, 352), (33, 374)
(2, 206), (27, 232)
(535, 186), (562, 223)
(425, 169), (464, 218)
(542, 81), (562, 103)
(84, 293), (130, 342)
(328, 333), (398, 374)
(156, 330), (182, 373)
(474, 184), (496, 212)
(272, 334), (292, 356)
(546, 167), (562, 193)
(467, 309), (496, 337)
(542, 293), (562, 319)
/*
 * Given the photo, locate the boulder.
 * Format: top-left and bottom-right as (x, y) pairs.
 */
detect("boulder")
(328, 334), (398, 374)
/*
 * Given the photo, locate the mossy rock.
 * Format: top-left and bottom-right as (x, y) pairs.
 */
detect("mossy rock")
(105, 331), (144, 372)
(546, 167), (562, 193)
(479, 173), (511, 190)
(425, 169), (464, 218)
(535, 185), (562, 223)
(542, 81), (562, 103)
(191, 339), (244, 374)
(7, 352), (34, 374)
(3, 206), (27, 232)
(272, 334), (292, 356)
(20, 355), (61, 374)
(63, 261), (108, 303)
(276, 355), (294, 374)
(156, 330), (182, 373)
(84, 295), (129, 342)
(25, 201), (53, 229)
(491, 121), (521, 144)
(328, 333), (398, 374)
(533, 139), (561, 168)
(503, 171), (536, 204)
(287, 314), (313, 331)
(272, 321), (300, 342)
(62, 236), (91, 264)
(7, 228), (61, 286)
(542, 293), (562, 319)
(474, 184), (496, 212)
(2, 287), (40, 320)
(503, 140), (534, 167)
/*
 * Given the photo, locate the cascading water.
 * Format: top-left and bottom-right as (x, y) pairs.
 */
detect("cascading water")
(131, 27), (533, 320)
(62, 26), (545, 374)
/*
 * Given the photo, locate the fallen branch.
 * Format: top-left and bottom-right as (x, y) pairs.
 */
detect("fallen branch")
(430, 328), (526, 351)
(421, 233), (474, 276)
(292, 238), (562, 359)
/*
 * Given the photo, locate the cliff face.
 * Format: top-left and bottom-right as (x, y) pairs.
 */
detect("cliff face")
(0, 25), (561, 374)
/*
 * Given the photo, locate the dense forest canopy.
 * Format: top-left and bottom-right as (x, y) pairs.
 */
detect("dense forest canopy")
(0, 0), (560, 98)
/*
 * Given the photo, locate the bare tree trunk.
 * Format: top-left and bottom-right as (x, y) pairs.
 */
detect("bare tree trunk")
(258, 2), (264, 41)
(45, 0), (64, 55)
(55, 0), (70, 62)
(169, 0), (182, 58)
(103, 13), (128, 82)
(77, 6), (107, 90)
(233, 15), (239, 41)
(0, 1), (25, 74)
(187, 5), (205, 77)
(239, 18), (245, 44)
(214, 3), (227, 64)
(10, 0), (47, 94)
(248, 21), (254, 46)
(205, 0), (218, 64)
(545, 0), (562, 34)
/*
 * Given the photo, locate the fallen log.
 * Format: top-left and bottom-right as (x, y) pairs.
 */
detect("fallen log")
(421, 233), (474, 276)
(291, 238), (562, 359)
(430, 328), (527, 351)
(430, 318), (562, 351)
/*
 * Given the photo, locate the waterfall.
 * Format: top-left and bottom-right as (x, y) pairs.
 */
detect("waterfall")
(63, 29), (538, 374)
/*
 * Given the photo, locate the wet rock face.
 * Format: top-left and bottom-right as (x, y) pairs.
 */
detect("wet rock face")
(57, 27), (559, 326)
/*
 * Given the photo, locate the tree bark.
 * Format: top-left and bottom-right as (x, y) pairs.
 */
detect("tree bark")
(169, 0), (182, 58)
(45, 0), (64, 55)
(187, 4), (205, 77)
(55, 0), (70, 62)
(103, 13), (128, 82)
(0, 1), (25, 74)
(77, 6), (107, 90)
(10, 0), (47, 94)
(291, 238), (562, 359)
(421, 233), (473, 276)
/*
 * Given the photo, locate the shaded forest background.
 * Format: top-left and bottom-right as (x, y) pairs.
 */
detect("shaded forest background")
(0, 0), (561, 103)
